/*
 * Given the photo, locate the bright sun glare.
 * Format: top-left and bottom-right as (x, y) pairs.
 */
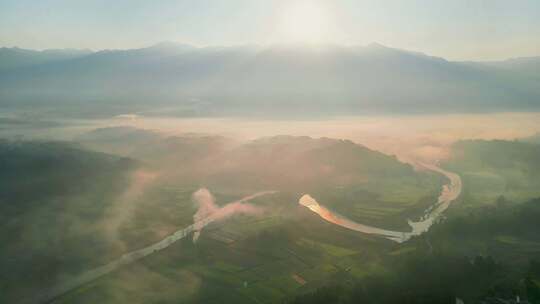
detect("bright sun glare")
(276, 1), (334, 44)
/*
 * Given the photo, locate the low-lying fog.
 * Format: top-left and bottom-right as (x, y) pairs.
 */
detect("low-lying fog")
(4, 112), (539, 162)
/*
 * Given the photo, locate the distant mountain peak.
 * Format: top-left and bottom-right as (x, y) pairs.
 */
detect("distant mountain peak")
(0, 42), (537, 114)
(365, 42), (389, 49)
(147, 41), (195, 51)
(0, 47), (93, 70)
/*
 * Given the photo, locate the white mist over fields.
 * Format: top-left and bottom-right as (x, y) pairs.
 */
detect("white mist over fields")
(3, 112), (539, 164)
(99, 112), (540, 163)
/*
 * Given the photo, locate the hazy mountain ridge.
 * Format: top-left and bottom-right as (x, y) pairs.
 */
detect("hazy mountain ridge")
(0, 47), (92, 71)
(473, 56), (540, 75)
(1, 43), (539, 116)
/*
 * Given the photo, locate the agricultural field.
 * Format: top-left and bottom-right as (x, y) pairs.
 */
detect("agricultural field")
(444, 139), (540, 207)
(50, 193), (396, 304)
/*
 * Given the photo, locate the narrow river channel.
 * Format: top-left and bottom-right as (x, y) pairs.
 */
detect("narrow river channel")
(26, 164), (460, 303)
(24, 191), (276, 304)
(299, 162), (462, 243)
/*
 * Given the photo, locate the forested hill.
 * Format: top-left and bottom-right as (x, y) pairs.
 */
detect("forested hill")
(0, 140), (136, 303)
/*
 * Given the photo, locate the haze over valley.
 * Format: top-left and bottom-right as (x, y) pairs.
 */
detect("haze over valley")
(2, 1), (540, 303)
(1, 43), (540, 117)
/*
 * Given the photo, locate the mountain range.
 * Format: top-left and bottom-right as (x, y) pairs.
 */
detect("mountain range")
(0, 42), (539, 117)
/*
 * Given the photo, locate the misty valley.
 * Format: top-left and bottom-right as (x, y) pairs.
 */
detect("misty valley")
(1, 118), (540, 304)
(2, 2), (540, 303)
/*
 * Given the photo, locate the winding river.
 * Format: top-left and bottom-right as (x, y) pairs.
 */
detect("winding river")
(299, 162), (462, 243)
(24, 191), (275, 304)
(26, 164), (460, 303)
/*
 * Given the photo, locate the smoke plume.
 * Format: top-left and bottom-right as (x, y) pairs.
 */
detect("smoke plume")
(191, 188), (271, 242)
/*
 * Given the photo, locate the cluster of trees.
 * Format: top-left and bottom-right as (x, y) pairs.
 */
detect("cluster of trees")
(291, 256), (540, 304)
(430, 196), (540, 243)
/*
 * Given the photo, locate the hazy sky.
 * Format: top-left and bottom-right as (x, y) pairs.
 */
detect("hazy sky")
(1, 0), (539, 60)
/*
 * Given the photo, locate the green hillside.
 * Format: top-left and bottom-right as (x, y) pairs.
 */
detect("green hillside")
(444, 139), (540, 206)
